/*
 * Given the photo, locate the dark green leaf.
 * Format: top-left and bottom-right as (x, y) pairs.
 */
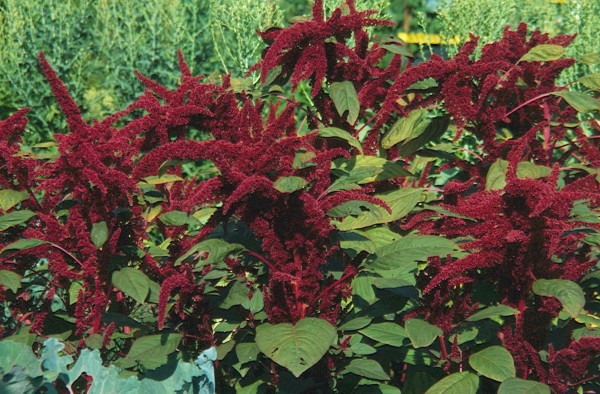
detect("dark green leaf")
(336, 188), (423, 230)
(425, 372), (479, 394)
(466, 305), (519, 322)
(158, 210), (198, 226)
(352, 276), (377, 307)
(498, 378), (550, 394)
(273, 176), (309, 193)
(0, 270), (22, 292)
(381, 109), (430, 149)
(330, 81), (360, 124)
(236, 342), (260, 365)
(553, 90), (600, 113)
(124, 334), (182, 369)
(0, 210), (36, 231)
(345, 359), (390, 381)
(91, 221), (109, 249)
(0, 190), (29, 211)
(255, 318), (336, 378)
(359, 322), (406, 347)
(405, 319), (443, 348)
(532, 279), (585, 318)
(0, 239), (46, 255)
(340, 316), (373, 331)
(111, 267), (150, 304)
(318, 127), (363, 153)
(176, 239), (246, 268)
(469, 346), (515, 382)
(380, 43), (413, 57)
(486, 160), (552, 190)
(141, 174), (184, 185)
(520, 44), (564, 62)
(397, 116), (449, 157)
(368, 235), (460, 271)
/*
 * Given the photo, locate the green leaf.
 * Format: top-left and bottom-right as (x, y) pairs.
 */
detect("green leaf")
(405, 319), (443, 348)
(486, 160), (552, 190)
(0, 190), (29, 211)
(381, 109), (431, 149)
(553, 90), (600, 113)
(368, 235), (460, 271)
(520, 44), (564, 62)
(175, 238), (246, 267)
(336, 188), (423, 230)
(158, 210), (198, 226)
(397, 116), (449, 157)
(330, 81), (360, 124)
(469, 346), (515, 382)
(345, 359), (390, 381)
(498, 378), (551, 394)
(255, 318), (336, 378)
(466, 305), (519, 322)
(111, 267), (150, 304)
(0, 238), (46, 254)
(532, 279), (585, 318)
(273, 176), (309, 193)
(340, 316), (373, 331)
(0, 210), (36, 231)
(359, 322), (406, 347)
(352, 276), (377, 307)
(579, 73), (600, 91)
(425, 372), (479, 394)
(90, 221), (108, 249)
(236, 342), (260, 365)
(293, 150), (317, 169)
(123, 334), (183, 369)
(580, 52), (600, 65)
(333, 155), (413, 185)
(318, 127), (363, 153)
(141, 174), (184, 185)
(0, 270), (22, 292)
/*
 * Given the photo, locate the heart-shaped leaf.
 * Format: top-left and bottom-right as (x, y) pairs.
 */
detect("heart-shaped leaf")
(255, 318), (336, 378)
(405, 319), (443, 348)
(532, 279), (585, 318)
(469, 346), (515, 382)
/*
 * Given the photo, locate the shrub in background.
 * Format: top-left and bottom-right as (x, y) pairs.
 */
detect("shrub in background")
(436, 0), (600, 87)
(0, 0), (599, 392)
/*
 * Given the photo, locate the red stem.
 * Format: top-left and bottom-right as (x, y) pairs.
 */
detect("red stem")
(504, 91), (556, 118)
(49, 242), (84, 267)
(311, 269), (356, 306)
(245, 251), (278, 272)
(439, 336), (448, 361)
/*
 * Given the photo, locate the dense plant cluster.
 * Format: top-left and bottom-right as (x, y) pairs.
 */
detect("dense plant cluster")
(1, 0), (599, 392)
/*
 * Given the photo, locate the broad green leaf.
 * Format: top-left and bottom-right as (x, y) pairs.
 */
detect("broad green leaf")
(397, 116), (449, 157)
(532, 279), (585, 318)
(338, 230), (377, 254)
(498, 378), (551, 394)
(368, 235), (460, 271)
(123, 334), (183, 369)
(405, 319), (443, 348)
(352, 276), (377, 307)
(0, 340), (42, 378)
(0, 270), (22, 292)
(345, 359), (390, 381)
(340, 316), (373, 331)
(220, 281), (250, 309)
(236, 342), (260, 365)
(90, 221), (108, 249)
(159, 210), (198, 226)
(520, 44), (564, 62)
(363, 227), (401, 249)
(333, 155), (413, 185)
(255, 318), (336, 378)
(469, 346), (515, 382)
(553, 90), (600, 113)
(318, 127), (363, 153)
(0, 238), (46, 254)
(336, 188), (423, 230)
(0, 210), (36, 231)
(359, 322), (406, 347)
(580, 52), (600, 65)
(0, 190), (29, 211)
(381, 109), (430, 149)
(466, 305), (519, 322)
(351, 343), (377, 355)
(175, 238), (246, 267)
(111, 267), (150, 304)
(273, 176), (309, 193)
(330, 81), (360, 124)
(579, 73), (600, 91)
(425, 371), (479, 394)
(293, 150), (317, 169)
(141, 174), (184, 185)
(380, 43), (413, 57)
(486, 160), (552, 190)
